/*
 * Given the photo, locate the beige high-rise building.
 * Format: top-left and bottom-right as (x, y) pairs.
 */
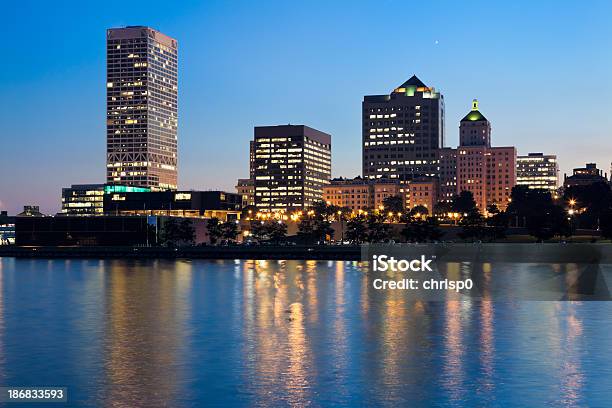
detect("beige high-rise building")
(440, 100), (516, 211)
(106, 26), (178, 190)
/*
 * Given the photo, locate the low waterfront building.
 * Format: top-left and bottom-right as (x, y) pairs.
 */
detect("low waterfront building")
(16, 216), (153, 246)
(60, 184), (151, 216)
(516, 153), (559, 193)
(17, 205), (45, 217)
(323, 177), (372, 211)
(235, 178), (254, 207)
(0, 211), (15, 245)
(61, 184), (105, 216)
(373, 179), (402, 209)
(323, 177), (400, 212)
(103, 190), (242, 221)
(15, 215), (220, 247)
(563, 163), (608, 188)
(253, 125), (331, 212)
(405, 177), (438, 211)
(104, 185), (152, 194)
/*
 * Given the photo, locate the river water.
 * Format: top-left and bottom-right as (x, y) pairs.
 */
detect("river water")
(0, 258), (611, 407)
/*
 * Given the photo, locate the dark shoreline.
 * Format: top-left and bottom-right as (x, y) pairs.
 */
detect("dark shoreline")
(0, 245), (362, 260)
(3, 243), (612, 263)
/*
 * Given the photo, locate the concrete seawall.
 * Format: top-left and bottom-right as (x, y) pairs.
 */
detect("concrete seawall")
(0, 245), (362, 260)
(2, 243), (612, 263)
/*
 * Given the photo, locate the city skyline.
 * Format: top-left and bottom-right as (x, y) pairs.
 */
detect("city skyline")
(1, 1), (612, 214)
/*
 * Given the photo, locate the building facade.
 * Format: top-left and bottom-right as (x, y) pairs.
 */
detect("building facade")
(249, 140), (255, 179)
(516, 153), (559, 193)
(441, 100), (516, 211)
(103, 190), (242, 220)
(253, 125), (331, 212)
(362, 75), (444, 182)
(60, 184), (151, 216)
(16, 216), (153, 246)
(456, 146), (487, 208)
(459, 99), (491, 147)
(437, 147), (458, 203)
(0, 211), (15, 245)
(235, 178), (255, 207)
(484, 146), (516, 210)
(61, 184), (105, 216)
(17, 206), (44, 217)
(373, 180), (402, 209)
(405, 177), (438, 211)
(323, 177), (400, 212)
(563, 163), (608, 188)
(106, 26), (178, 190)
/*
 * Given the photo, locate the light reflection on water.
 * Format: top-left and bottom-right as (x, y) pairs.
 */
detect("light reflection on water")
(0, 258), (611, 407)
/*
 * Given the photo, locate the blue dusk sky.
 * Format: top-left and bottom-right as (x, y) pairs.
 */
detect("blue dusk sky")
(1, 1), (611, 214)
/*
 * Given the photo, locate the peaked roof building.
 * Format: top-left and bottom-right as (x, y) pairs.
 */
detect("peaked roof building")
(396, 75), (428, 91)
(362, 75), (445, 189)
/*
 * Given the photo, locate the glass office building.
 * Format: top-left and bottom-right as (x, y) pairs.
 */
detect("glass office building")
(362, 75), (444, 182)
(253, 125), (331, 212)
(517, 153), (559, 192)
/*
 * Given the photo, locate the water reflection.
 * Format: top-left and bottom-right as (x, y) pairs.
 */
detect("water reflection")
(560, 304), (584, 407)
(240, 260), (316, 406)
(0, 258), (610, 406)
(101, 260), (191, 407)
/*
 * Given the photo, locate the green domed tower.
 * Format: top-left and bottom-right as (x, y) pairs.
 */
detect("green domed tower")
(459, 99), (491, 147)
